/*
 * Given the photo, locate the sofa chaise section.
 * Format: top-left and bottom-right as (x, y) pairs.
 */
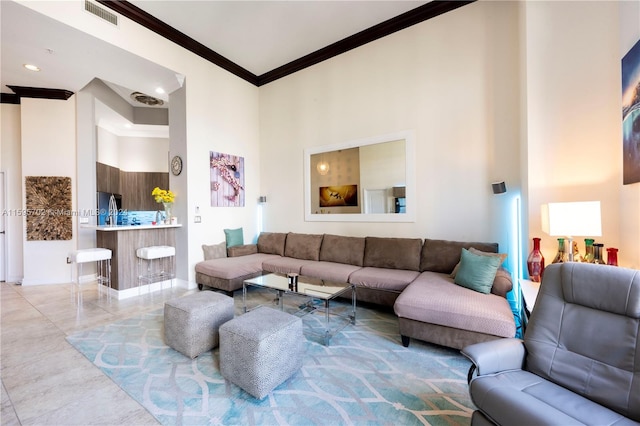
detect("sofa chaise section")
(394, 239), (515, 349)
(195, 252), (280, 293)
(394, 271), (516, 350)
(196, 232), (288, 293)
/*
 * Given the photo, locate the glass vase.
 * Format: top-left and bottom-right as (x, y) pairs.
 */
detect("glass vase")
(583, 238), (595, 263)
(527, 237), (545, 283)
(606, 248), (618, 266)
(552, 238), (568, 263)
(162, 202), (173, 225)
(593, 243), (606, 264)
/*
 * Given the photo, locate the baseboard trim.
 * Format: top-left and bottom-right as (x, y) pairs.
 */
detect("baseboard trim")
(106, 278), (195, 300)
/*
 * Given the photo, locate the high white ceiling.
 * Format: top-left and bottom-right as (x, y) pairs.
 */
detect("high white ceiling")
(0, 1), (181, 99)
(1, 0), (429, 97)
(127, 0), (429, 76)
(1, 0), (430, 135)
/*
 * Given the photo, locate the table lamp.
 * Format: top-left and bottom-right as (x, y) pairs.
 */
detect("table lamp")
(541, 201), (602, 262)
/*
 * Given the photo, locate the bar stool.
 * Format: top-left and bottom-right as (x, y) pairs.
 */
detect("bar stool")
(68, 248), (112, 301)
(136, 245), (176, 295)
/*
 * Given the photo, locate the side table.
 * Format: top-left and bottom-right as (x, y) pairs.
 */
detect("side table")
(519, 278), (540, 316)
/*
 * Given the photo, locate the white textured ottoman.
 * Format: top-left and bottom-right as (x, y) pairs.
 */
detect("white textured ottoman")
(164, 291), (234, 359)
(219, 306), (304, 399)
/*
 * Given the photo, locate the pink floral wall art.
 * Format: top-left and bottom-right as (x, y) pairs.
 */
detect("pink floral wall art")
(210, 151), (245, 207)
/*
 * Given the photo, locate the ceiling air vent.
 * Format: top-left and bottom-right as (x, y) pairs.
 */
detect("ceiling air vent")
(130, 92), (165, 106)
(84, 0), (118, 26)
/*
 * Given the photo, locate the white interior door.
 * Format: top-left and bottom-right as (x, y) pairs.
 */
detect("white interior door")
(364, 189), (386, 214)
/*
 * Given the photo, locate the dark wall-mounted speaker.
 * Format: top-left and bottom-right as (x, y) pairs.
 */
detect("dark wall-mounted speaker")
(491, 181), (507, 194)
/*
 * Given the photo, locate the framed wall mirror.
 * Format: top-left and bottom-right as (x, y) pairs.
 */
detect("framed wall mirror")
(304, 130), (416, 222)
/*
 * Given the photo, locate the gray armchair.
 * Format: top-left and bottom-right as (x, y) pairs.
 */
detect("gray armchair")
(462, 262), (640, 426)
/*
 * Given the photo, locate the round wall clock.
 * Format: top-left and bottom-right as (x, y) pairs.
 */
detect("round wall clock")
(171, 155), (183, 176)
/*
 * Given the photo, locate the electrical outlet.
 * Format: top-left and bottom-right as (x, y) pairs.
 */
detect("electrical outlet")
(194, 216), (201, 223)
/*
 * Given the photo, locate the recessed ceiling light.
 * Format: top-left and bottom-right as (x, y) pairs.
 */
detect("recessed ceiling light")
(23, 64), (40, 72)
(155, 87), (165, 94)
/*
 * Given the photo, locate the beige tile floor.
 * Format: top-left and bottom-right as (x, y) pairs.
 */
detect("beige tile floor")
(1, 280), (197, 425)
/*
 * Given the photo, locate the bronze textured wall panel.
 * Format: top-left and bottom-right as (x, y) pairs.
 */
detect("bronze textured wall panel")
(25, 176), (72, 241)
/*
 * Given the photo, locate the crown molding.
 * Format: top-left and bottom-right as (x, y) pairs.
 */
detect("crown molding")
(98, 0), (475, 87)
(1, 93), (20, 104)
(96, 0), (259, 86)
(258, 1), (475, 86)
(5, 86), (74, 101)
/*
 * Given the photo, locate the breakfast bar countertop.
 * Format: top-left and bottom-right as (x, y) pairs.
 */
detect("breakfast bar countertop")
(82, 224), (183, 231)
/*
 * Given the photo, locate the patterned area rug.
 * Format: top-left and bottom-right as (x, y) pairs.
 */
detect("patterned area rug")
(67, 294), (474, 425)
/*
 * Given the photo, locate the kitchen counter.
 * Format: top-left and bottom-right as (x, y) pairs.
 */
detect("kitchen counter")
(92, 224), (180, 293)
(82, 224), (182, 231)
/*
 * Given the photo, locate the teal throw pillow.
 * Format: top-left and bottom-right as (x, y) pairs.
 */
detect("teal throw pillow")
(454, 248), (502, 294)
(224, 228), (244, 248)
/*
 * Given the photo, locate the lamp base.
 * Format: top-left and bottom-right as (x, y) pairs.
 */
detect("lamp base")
(567, 237), (574, 262)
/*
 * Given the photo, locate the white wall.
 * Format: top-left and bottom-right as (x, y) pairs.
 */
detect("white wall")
(20, 98), (77, 285)
(259, 1), (521, 246)
(97, 126), (169, 173)
(360, 140), (405, 191)
(96, 126), (119, 168)
(118, 136), (168, 172)
(1, 104), (24, 283)
(524, 1), (639, 269)
(23, 1), (261, 284)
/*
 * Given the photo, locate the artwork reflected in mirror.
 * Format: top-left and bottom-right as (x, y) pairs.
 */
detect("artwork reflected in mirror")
(307, 137), (409, 219)
(319, 185), (358, 208)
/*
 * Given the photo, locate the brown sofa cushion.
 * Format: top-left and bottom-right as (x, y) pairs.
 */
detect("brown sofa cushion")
(227, 244), (258, 257)
(363, 237), (422, 271)
(257, 232), (287, 256)
(491, 268), (513, 297)
(319, 234), (365, 266)
(420, 239), (498, 273)
(284, 233), (324, 261)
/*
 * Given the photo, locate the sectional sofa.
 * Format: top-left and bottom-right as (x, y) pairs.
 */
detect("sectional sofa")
(195, 232), (516, 349)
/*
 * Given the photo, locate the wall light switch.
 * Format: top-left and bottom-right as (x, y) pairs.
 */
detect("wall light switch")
(80, 217), (89, 224)
(194, 216), (201, 223)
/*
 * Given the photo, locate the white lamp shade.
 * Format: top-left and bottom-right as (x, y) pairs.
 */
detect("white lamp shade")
(541, 201), (602, 237)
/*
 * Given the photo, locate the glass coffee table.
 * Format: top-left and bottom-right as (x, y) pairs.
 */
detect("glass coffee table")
(242, 273), (356, 345)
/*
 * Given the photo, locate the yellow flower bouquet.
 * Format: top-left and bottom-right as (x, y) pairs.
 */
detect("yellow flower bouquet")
(152, 187), (175, 204)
